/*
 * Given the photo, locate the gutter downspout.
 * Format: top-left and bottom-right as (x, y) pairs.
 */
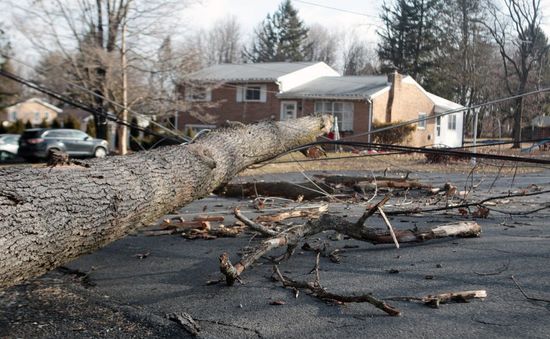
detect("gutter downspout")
(367, 97), (373, 144)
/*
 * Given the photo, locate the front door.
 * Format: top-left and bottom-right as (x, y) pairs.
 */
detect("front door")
(280, 101), (297, 121)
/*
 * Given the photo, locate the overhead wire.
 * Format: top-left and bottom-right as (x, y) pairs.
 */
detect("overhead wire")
(0, 69), (186, 143)
(4, 54), (188, 142)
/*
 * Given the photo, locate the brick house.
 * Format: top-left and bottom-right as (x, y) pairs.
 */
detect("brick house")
(179, 63), (464, 147)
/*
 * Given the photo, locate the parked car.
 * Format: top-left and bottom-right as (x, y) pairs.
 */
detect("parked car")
(0, 134), (20, 155)
(0, 134), (21, 163)
(18, 129), (108, 160)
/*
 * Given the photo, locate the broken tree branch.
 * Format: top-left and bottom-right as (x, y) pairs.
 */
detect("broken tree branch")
(219, 212), (481, 284)
(0, 115), (332, 289)
(234, 207), (278, 237)
(355, 194), (392, 227)
(386, 290), (487, 308)
(378, 207), (399, 249)
(273, 265), (401, 316)
(385, 189), (550, 216)
(255, 204), (328, 223)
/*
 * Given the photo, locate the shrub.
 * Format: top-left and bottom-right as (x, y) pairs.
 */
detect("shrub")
(371, 120), (416, 145)
(39, 118), (50, 128)
(51, 118), (61, 129)
(63, 114), (81, 130)
(8, 119), (25, 133)
(86, 118), (96, 137)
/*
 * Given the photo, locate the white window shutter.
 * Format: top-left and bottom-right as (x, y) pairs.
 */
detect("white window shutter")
(206, 88), (212, 102)
(260, 85), (267, 102)
(236, 86), (243, 102)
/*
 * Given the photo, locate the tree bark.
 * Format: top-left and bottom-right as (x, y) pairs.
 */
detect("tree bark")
(0, 115), (332, 289)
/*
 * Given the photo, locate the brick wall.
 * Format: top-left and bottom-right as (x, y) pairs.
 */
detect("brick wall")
(362, 74), (440, 147)
(178, 82), (281, 129)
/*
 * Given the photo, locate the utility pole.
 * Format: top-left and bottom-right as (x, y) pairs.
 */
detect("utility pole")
(118, 19), (129, 155)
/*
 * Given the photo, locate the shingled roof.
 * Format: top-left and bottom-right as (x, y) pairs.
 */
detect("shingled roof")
(184, 62), (320, 82)
(278, 76), (390, 100)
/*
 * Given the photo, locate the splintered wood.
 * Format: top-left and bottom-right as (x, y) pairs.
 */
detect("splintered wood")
(143, 215), (245, 239)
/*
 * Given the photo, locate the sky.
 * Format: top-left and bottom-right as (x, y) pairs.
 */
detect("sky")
(182, 0), (550, 44)
(181, 0), (385, 43)
(3, 0), (550, 69)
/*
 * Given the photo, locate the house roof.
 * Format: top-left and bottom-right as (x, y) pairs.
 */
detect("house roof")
(277, 76), (390, 100)
(58, 107), (93, 120)
(426, 92), (463, 111)
(6, 98), (63, 113)
(184, 62), (320, 82)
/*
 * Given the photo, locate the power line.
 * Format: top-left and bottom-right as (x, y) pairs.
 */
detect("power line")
(342, 86), (550, 141)
(0, 69), (186, 143)
(3, 54), (188, 141)
(290, 140), (550, 165)
(294, 0), (381, 20)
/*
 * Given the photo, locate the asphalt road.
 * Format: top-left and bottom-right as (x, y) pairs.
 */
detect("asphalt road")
(1, 170), (549, 338)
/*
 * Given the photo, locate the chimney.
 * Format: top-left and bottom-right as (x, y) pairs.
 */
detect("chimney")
(386, 70), (402, 123)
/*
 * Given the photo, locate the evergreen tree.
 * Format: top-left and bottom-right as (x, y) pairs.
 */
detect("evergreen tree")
(130, 117), (140, 138)
(51, 118), (62, 129)
(244, 0), (310, 62)
(63, 114), (81, 130)
(8, 119), (25, 134)
(24, 120), (33, 129)
(377, 0), (442, 83)
(86, 118), (96, 137)
(39, 118), (50, 128)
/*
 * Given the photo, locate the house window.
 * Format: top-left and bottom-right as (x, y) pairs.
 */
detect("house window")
(8, 111), (16, 121)
(185, 86), (211, 102)
(448, 114), (457, 130)
(418, 112), (427, 130)
(314, 101), (354, 131)
(237, 85), (267, 102)
(245, 86), (261, 101)
(34, 112), (40, 122)
(44, 112), (50, 120)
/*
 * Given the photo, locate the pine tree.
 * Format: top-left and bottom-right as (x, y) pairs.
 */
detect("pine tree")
(377, 0), (442, 83)
(63, 114), (81, 130)
(51, 118), (62, 129)
(86, 118), (96, 137)
(8, 119), (25, 134)
(244, 0), (310, 62)
(39, 118), (50, 128)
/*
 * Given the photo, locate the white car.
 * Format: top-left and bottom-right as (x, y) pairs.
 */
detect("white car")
(0, 134), (20, 155)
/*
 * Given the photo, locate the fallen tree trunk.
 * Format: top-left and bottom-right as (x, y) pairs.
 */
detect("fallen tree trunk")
(0, 115), (332, 289)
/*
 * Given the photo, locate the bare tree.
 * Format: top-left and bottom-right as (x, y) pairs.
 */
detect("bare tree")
(429, 0), (502, 138)
(201, 16), (243, 65)
(342, 34), (380, 76)
(304, 24), (340, 67)
(485, 0), (549, 147)
(10, 0), (192, 148)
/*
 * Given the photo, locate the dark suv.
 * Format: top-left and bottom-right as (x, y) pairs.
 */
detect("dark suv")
(18, 129), (109, 160)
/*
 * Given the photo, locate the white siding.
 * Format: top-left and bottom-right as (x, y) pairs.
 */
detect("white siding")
(277, 62), (339, 92)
